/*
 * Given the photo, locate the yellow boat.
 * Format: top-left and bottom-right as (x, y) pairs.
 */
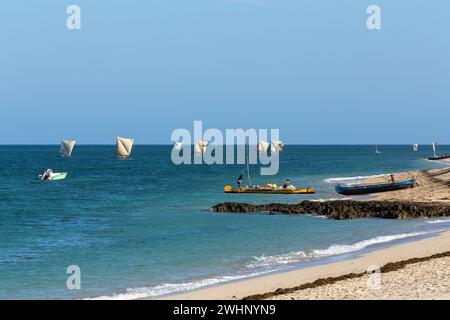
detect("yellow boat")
(224, 186), (315, 194)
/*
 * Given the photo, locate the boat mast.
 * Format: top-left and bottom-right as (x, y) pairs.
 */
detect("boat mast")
(246, 137), (252, 187)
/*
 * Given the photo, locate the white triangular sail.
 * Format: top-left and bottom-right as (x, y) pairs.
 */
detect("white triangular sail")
(274, 140), (284, 152)
(270, 142), (279, 154)
(413, 144), (419, 152)
(194, 140), (209, 154)
(270, 140), (284, 154)
(116, 136), (134, 158)
(60, 140), (76, 157)
(432, 141), (437, 157)
(173, 141), (182, 151)
(257, 140), (269, 153)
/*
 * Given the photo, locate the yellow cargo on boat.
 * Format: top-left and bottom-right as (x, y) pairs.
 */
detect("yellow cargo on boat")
(223, 186), (315, 194)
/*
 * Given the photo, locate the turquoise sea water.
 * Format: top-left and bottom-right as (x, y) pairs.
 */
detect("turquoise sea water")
(1, 145), (450, 299)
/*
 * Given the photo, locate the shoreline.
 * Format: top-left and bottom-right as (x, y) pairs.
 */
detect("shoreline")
(212, 167), (450, 219)
(161, 230), (450, 300)
(158, 167), (450, 300)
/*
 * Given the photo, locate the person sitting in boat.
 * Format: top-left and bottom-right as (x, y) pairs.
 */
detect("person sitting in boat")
(42, 169), (53, 180)
(237, 174), (243, 190)
(283, 179), (296, 190)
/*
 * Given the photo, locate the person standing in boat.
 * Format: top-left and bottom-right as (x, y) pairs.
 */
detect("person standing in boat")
(237, 174), (243, 190)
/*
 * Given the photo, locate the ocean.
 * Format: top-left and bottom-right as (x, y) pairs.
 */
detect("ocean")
(1, 145), (450, 299)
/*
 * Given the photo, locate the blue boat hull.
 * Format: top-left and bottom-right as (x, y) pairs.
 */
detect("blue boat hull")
(335, 179), (417, 196)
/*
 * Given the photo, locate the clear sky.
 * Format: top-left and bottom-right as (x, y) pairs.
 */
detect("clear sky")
(1, 0), (449, 144)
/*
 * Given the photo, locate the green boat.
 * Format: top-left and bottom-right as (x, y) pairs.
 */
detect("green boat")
(39, 170), (67, 181)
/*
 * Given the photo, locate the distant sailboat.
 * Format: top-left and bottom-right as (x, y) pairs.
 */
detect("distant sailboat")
(116, 136), (134, 158)
(413, 144), (419, 152)
(173, 141), (182, 151)
(257, 140), (269, 153)
(194, 140), (209, 154)
(271, 140), (284, 154)
(428, 141), (450, 160)
(375, 145), (381, 154)
(60, 140), (76, 157)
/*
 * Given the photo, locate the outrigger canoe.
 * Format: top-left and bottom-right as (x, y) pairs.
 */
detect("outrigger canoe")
(224, 186), (315, 194)
(428, 155), (450, 161)
(335, 178), (416, 196)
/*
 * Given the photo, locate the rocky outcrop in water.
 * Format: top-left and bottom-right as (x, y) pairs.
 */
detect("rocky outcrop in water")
(211, 200), (450, 220)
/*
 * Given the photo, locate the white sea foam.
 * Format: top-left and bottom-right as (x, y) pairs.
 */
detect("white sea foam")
(426, 219), (450, 224)
(87, 231), (435, 300)
(324, 174), (387, 184)
(309, 197), (351, 202)
(247, 231), (430, 269)
(85, 271), (272, 300)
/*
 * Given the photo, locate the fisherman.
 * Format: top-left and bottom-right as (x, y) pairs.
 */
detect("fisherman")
(283, 179), (294, 189)
(237, 174), (243, 190)
(42, 169), (53, 180)
(390, 174), (395, 183)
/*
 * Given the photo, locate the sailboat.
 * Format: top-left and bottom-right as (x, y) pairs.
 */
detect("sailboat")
(413, 144), (419, 152)
(173, 141), (182, 151)
(257, 140), (269, 153)
(60, 140), (76, 157)
(116, 136), (134, 159)
(224, 140), (314, 194)
(271, 140), (284, 154)
(375, 145), (381, 154)
(194, 140), (209, 154)
(428, 141), (450, 160)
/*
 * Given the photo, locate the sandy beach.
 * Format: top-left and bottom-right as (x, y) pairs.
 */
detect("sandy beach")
(366, 166), (450, 203)
(161, 166), (450, 300)
(163, 230), (450, 300)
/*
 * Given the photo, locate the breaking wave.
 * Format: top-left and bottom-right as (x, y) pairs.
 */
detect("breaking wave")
(324, 174), (386, 184)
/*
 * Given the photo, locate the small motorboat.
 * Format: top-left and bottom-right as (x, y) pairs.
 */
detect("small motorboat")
(224, 186), (315, 194)
(39, 169), (67, 181)
(335, 178), (416, 196)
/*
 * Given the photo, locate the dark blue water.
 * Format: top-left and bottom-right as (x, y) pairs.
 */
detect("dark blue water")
(1, 145), (449, 299)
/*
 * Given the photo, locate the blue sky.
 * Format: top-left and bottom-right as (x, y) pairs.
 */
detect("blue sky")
(0, 0), (449, 144)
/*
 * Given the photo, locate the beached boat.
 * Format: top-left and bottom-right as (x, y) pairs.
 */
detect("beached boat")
(224, 186), (315, 194)
(335, 178), (416, 196)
